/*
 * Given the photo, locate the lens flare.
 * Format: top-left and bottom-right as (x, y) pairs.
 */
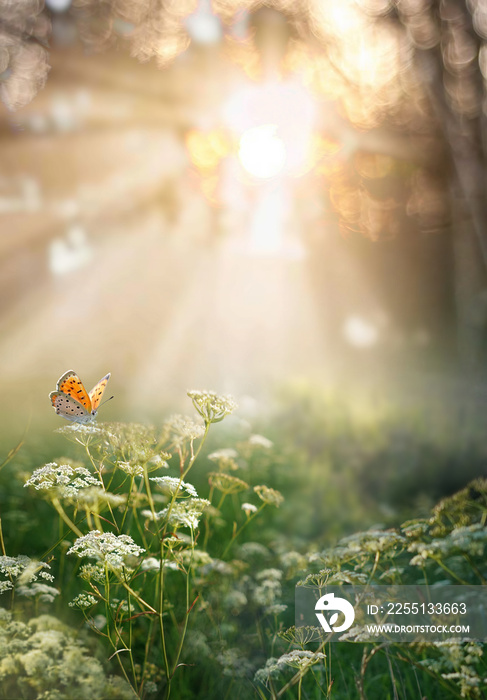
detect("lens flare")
(238, 125), (286, 179)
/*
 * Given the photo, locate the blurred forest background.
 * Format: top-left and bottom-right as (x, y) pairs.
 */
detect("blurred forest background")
(3, 6), (487, 697)
(1, 0), (487, 463)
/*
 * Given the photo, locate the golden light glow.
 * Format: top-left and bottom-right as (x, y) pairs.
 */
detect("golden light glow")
(186, 129), (230, 171)
(238, 125), (286, 179)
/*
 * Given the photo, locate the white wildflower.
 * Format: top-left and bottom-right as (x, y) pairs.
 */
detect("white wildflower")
(69, 592), (98, 608)
(110, 598), (132, 613)
(0, 556), (53, 588)
(253, 570), (282, 608)
(0, 555), (32, 579)
(55, 424), (103, 436)
(238, 542), (270, 560)
(248, 434), (273, 449)
(217, 648), (255, 679)
(209, 472), (248, 494)
(148, 454), (169, 468)
(187, 390), (237, 424)
(24, 463), (99, 499)
(241, 502), (258, 516)
(38, 570), (55, 582)
(142, 498), (210, 529)
(0, 581), (13, 594)
(223, 590), (248, 613)
(16, 583), (59, 603)
(254, 484), (284, 507)
(163, 415), (205, 444)
(162, 561), (180, 571)
(208, 448), (238, 461)
(80, 563), (105, 583)
(67, 531), (145, 572)
(141, 557), (161, 572)
(266, 604), (288, 615)
(117, 461), (145, 477)
(338, 529), (406, 554)
(150, 476), (198, 498)
(256, 568), (282, 581)
(255, 650), (325, 685)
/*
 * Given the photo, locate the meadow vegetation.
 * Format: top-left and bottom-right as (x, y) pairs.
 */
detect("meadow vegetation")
(1, 385), (486, 699)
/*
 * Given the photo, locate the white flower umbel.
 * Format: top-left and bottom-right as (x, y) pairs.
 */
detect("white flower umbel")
(208, 448), (238, 461)
(117, 461), (145, 477)
(24, 463), (99, 500)
(0, 555), (54, 588)
(187, 390), (237, 424)
(150, 476), (198, 498)
(254, 650), (326, 685)
(248, 434), (274, 449)
(17, 583), (59, 603)
(69, 592), (98, 609)
(163, 415), (205, 445)
(142, 498), (210, 529)
(140, 557), (161, 572)
(0, 554), (32, 579)
(241, 503), (258, 515)
(67, 531), (145, 572)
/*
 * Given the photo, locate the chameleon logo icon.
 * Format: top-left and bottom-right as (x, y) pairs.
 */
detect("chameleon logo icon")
(315, 592), (355, 633)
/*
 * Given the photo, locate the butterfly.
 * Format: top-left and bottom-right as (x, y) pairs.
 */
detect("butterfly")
(50, 370), (111, 423)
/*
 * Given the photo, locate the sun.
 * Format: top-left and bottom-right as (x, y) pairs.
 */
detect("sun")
(238, 124), (287, 179)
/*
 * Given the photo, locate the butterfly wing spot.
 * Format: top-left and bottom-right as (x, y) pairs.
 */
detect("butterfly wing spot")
(50, 390), (92, 423)
(56, 371), (91, 411)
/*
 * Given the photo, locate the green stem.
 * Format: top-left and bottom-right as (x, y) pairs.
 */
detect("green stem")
(433, 557), (470, 585)
(85, 444), (117, 529)
(51, 498), (83, 537)
(159, 541), (171, 697)
(170, 529), (196, 681)
(120, 476), (135, 531)
(222, 504), (266, 558)
(120, 580), (158, 615)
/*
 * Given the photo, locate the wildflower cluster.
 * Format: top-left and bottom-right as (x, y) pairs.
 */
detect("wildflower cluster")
(69, 592), (98, 609)
(143, 499), (211, 529)
(408, 524), (487, 565)
(150, 476), (198, 497)
(254, 650), (326, 685)
(209, 472), (248, 495)
(0, 608), (134, 699)
(187, 390), (237, 424)
(0, 556), (54, 595)
(419, 639), (485, 699)
(67, 531), (145, 572)
(207, 448), (239, 471)
(24, 463), (99, 500)
(14, 389), (287, 699)
(101, 423), (169, 469)
(254, 484), (284, 507)
(162, 415), (205, 445)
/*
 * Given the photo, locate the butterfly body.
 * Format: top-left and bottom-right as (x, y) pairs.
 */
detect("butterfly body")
(50, 370), (111, 423)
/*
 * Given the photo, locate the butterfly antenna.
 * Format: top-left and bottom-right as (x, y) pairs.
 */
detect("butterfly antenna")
(100, 395), (114, 408)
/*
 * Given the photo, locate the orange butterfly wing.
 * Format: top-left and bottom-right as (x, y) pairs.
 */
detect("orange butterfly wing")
(89, 373), (111, 411)
(55, 370), (92, 411)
